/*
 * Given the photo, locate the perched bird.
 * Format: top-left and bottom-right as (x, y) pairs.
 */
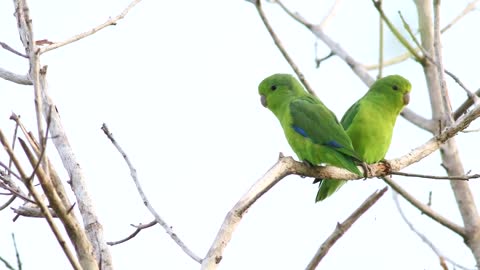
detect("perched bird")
(258, 73), (362, 185)
(315, 75), (412, 201)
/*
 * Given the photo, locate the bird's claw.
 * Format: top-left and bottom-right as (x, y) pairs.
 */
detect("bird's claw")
(380, 159), (392, 175)
(360, 161), (371, 179)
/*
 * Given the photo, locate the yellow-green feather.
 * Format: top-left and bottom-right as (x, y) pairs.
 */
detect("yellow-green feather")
(316, 75), (412, 201)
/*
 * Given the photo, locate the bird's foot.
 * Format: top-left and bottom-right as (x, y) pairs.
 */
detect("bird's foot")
(359, 161), (371, 179)
(380, 159), (392, 175)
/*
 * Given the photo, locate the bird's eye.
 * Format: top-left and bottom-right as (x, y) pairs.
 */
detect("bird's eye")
(392, 85), (399, 91)
(270, 85), (277, 91)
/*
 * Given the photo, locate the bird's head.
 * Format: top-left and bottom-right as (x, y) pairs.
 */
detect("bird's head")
(371, 75), (412, 111)
(258, 73), (305, 114)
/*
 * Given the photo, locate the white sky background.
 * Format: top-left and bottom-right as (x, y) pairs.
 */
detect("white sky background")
(0, 0), (479, 269)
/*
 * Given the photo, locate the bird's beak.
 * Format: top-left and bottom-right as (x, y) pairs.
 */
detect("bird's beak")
(403, 92), (410, 105)
(260, 95), (267, 107)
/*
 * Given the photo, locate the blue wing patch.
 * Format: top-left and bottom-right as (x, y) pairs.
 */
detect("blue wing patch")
(325, 140), (343, 148)
(292, 125), (309, 138)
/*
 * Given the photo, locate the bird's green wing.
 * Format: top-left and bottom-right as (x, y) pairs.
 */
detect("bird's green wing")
(289, 96), (361, 163)
(315, 100), (362, 202)
(340, 101), (361, 130)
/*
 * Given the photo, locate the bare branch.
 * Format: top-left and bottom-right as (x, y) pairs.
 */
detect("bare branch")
(0, 41), (27, 58)
(254, 0), (316, 96)
(390, 171), (480, 180)
(12, 234), (21, 270)
(35, 62), (112, 268)
(365, 0), (480, 70)
(305, 187), (388, 270)
(400, 108), (435, 132)
(0, 129), (82, 270)
(383, 176), (465, 236)
(372, 0), (424, 63)
(201, 155), (292, 269)
(107, 220), (157, 246)
(274, 0), (373, 85)
(433, 0), (454, 125)
(101, 123), (202, 263)
(444, 70), (480, 105)
(319, 0), (342, 29)
(12, 203), (57, 218)
(19, 138), (98, 269)
(377, 0), (384, 79)
(441, 0), (480, 33)
(39, 0), (142, 54)
(0, 67), (31, 85)
(0, 195), (16, 211)
(393, 192), (475, 270)
(364, 51), (413, 70)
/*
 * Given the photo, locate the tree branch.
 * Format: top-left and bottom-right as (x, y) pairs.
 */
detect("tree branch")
(0, 67), (31, 85)
(254, 0), (316, 96)
(39, 0), (142, 54)
(0, 129), (82, 270)
(19, 138), (98, 270)
(454, 89), (480, 120)
(305, 187), (388, 270)
(383, 176), (465, 236)
(101, 123), (202, 263)
(390, 171), (480, 180)
(107, 220), (157, 246)
(393, 192), (475, 270)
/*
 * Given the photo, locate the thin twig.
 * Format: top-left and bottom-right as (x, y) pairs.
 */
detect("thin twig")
(39, 0), (142, 54)
(444, 70), (480, 104)
(305, 187), (388, 270)
(383, 176), (465, 236)
(433, 0), (454, 124)
(0, 256), (15, 270)
(0, 195), (17, 211)
(0, 41), (28, 58)
(393, 192), (474, 270)
(377, 0), (384, 79)
(8, 114), (21, 174)
(0, 180), (34, 204)
(441, 0), (480, 33)
(254, 0), (316, 96)
(390, 171), (480, 180)
(319, 0), (342, 29)
(274, 0), (374, 85)
(365, 0), (480, 70)
(107, 220), (157, 246)
(101, 123), (202, 263)
(12, 234), (22, 270)
(364, 51), (413, 70)
(398, 9), (480, 110)
(372, 0), (424, 63)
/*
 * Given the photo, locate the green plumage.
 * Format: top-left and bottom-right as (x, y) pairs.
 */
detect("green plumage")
(258, 74), (362, 186)
(316, 75), (412, 201)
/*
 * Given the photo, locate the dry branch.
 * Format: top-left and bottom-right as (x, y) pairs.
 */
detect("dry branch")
(305, 187), (388, 269)
(39, 0), (142, 54)
(101, 124), (202, 263)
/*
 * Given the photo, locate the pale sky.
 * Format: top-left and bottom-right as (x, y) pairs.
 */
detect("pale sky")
(0, 0), (479, 269)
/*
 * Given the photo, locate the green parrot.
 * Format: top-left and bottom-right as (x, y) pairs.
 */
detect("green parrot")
(315, 75), (412, 201)
(258, 73), (362, 185)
